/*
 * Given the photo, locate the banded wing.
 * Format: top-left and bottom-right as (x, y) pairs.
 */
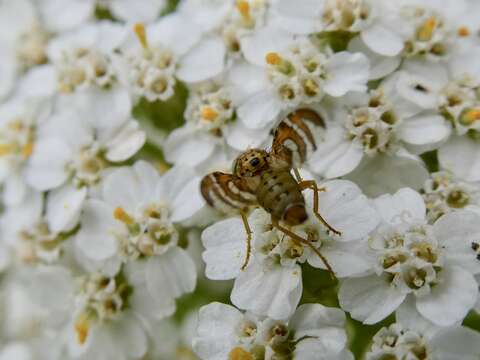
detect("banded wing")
(272, 108), (325, 167)
(200, 172), (257, 214)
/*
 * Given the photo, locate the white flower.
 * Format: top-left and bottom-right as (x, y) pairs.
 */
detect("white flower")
(36, 0), (95, 32)
(0, 190), (73, 265)
(230, 38), (370, 129)
(46, 21), (126, 94)
(74, 162), (203, 321)
(366, 297), (480, 359)
(115, 15), (204, 102)
(99, 0), (167, 23)
(0, 97), (51, 205)
(25, 87), (144, 229)
(202, 179), (378, 319)
(339, 188), (480, 326)
(0, 0), (49, 100)
(193, 302), (353, 360)
(421, 170), (480, 223)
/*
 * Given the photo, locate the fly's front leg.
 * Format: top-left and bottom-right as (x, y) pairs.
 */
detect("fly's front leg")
(298, 180), (342, 236)
(271, 218), (336, 280)
(240, 212), (253, 271)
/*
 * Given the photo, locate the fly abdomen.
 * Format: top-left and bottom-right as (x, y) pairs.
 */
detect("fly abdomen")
(256, 170), (307, 225)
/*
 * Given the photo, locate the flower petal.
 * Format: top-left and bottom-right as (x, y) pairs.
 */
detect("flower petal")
(416, 266), (478, 326)
(361, 22), (404, 56)
(438, 136), (480, 182)
(201, 217), (247, 280)
(177, 37), (226, 83)
(47, 184), (87, 233)
(145, 247), (196, 300)
(339, 275), (406, 324)
(324, 52), (370, 97)
(231, 263), (302, 320)
(374, 187), (426, 225)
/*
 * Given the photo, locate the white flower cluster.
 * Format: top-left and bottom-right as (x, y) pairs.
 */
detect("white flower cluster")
(1, 0), (480, 359)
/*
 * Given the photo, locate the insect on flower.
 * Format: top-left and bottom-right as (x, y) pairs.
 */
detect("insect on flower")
(200, 109), (341, 277)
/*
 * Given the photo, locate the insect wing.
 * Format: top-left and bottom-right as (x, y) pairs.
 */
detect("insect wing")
(272, 108), (325, 167)
(200, 172), (257, 214)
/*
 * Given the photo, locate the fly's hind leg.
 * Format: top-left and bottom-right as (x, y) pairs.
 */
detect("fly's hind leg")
(240, 212), (253, 270)
(298, 180), (342, 236)
(271, 218), (336, 280)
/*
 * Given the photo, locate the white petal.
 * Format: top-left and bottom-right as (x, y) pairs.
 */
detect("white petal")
(111, 314), (147, 358)
(237, 90), (282, 129)
(155, 165), (197, 203)
(348, 37), (401, 80)
(416, 266), (478, 326)
(225, 121), (270, 151)
(193, 302), (243, 360)
(38, 0), (94, 32)
(294, 342), (354, 360)
(177, 37), (226, 83)
(361, 22), (404, 56)
(145, 247), (196, 300)
(47, 185), (87, 233)
(324, 52), (370, 97)
(164, 126), (215, 167)
(110, 0), (165, 23)
(339, 275), (406, 324)
(274, 1), (322, 34)
(0, 343), (32, 360)
(171, 176), (205, 222)
(227, 62), (267, 104)
(25, 138), (71, 191)
(346, 153), (429, 197)
(434, 211), (480, 275)
(201, 218), (247, 280)
(3, 175), (27, 206)
(308, 127), (364, 178)
(240, 26), (294, 67)
(231, 263), (302, 320)
(312, 180), (380, 241)
(431, 326), (480, 360)
(398, 113), (451, 146)
(309, 241), (372, 277)
(148, 13), (203, 55)
(374, 187), (426, 225)
(75, 199), (117, 261)
(395, 296), (436, 334)
(438, 136), (480, 182)
(105, 120), (146, 162)
(289, 304), (347, 353)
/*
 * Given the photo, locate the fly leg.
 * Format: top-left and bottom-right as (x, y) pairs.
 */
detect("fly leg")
(240, 212), (253, 271)
(298, 180), (342, 236)
(271, 218), (336, 280)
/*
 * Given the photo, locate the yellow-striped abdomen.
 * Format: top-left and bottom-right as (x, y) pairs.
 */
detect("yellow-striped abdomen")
(256, 170), (307, 225)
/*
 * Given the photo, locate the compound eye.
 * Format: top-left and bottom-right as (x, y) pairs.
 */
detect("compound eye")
(250, 157), (260, 167)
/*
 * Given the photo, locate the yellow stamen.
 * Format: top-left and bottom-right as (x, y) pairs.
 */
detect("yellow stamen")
(460, 108), (480, 126)
(265, 52), (281, 65)
(133, 23), (148, 49)
(8, 120), (24, 131)
(21, 142), (34, 157)
(201, 106), (219, 121)
(236, 0), (251, 20)
(74, 313), (89, 345)
(0, 144), (14, 156)
(417, 16), (437, 41)
(113, 207), (134, 225)
(229, 347), (253, 360)
(458, 26), (470, 37)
